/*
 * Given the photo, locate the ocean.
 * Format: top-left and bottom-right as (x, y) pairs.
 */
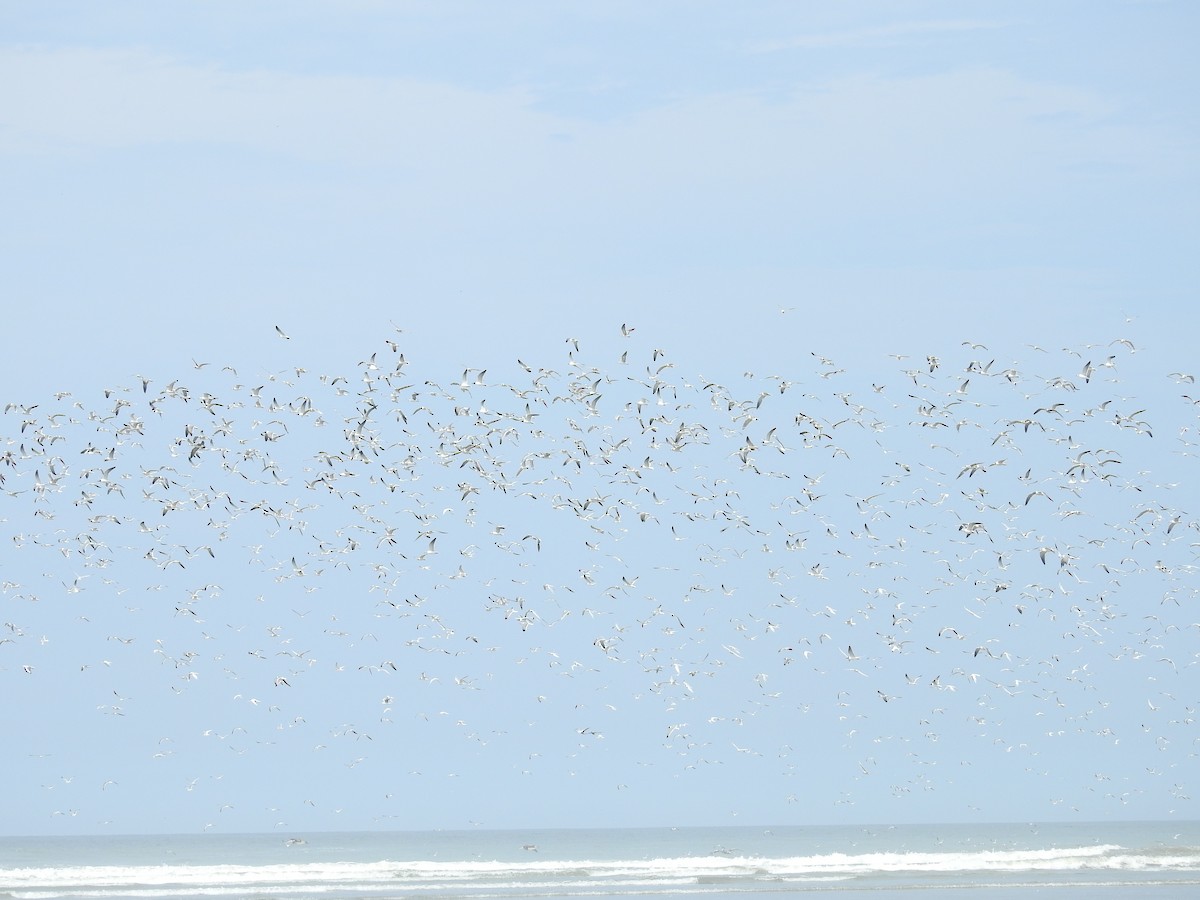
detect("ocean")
(1, 821), (1198, 899)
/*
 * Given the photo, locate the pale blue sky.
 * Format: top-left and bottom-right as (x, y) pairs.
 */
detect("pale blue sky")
(1, 2), (1198, 835)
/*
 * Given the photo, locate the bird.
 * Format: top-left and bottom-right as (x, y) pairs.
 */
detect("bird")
(2, 319), (1195, 835)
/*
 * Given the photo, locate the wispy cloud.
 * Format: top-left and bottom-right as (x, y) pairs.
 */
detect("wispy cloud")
(0, 46), (550, 163)
(0, 44), (1178, 228)
(748, 19), (1007, 54)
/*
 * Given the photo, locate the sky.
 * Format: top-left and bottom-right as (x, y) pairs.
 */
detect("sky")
(1, 1), (1198, 836)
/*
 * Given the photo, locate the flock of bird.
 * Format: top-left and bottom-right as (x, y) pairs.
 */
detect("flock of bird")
(2, 323), (1197, 830)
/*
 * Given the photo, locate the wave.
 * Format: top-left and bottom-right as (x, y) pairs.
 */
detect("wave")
(4, 844), (1200, 898)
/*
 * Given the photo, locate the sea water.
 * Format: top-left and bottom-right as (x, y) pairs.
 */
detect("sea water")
(2, 821), (1198, 899)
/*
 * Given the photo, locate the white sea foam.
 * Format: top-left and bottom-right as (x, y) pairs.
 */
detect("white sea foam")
(5, 842), (1200, 899)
